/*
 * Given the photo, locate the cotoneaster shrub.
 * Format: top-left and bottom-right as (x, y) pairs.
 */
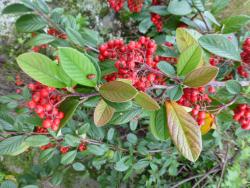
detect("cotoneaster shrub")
(0, 0), (249, 187)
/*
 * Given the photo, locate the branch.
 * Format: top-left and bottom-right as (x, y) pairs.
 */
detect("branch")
(209, 81), (250, 87)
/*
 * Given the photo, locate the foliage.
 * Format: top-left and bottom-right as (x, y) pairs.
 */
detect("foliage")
(0, 0), (249, 187)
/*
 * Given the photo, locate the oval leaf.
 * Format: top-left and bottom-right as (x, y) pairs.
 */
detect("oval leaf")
(61, 150), (77, 165)
(199, 34), (241, 61)
(25, 135), (50, 147)
(94, 99), (115, 126)
(15, 14), (46, 32)
(177, 44), (203, 76)
(27, 34), (56, 46)
(59, 47), (97, 87)
(99, 81), (138, 102)
(176, 28), (201, 52)
(183, 66), (219, 87)
(166, 101), (202, 162)
(134, 91), (160, 111)
(168, 0), (192, 16)
(222, 15), (250, 34)
(0, 136), (25, 156)
(2, 3), (32, 14)
(150, 106), (169, 140)
(225, 80), (242, 94)
(16, 52), (68, 88)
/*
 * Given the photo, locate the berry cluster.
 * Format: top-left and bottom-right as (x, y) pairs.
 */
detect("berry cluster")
(233, 104), (250, 130)
(27, 82), (64, 131)
(239, 37), (250, 78)
(32, 28), (67, 52)
(98, 37), (165, 91)
(107, 0), (125, 12)
(47, 28), (67, 40)
(127, 0), (144, 13)
(154, 42), (177, 64)
(107, 0), (144, 13)
(34, 126), (48, 134)
(209, 55), (223, 66)
(40, 143), (55, 150)
(151, 0), (163, 32)
(178, 86), (216, 125)
(60, 146), (70, 154)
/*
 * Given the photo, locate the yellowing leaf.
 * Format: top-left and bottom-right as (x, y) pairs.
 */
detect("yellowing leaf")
(94, 99), (115, 126)
(183, 66), (219, 87)
(99, 81), (138, 102)
(135, 91), (160, 111)
(166, 101), (202, 162)
(201, 113), (215, 135)
(176, 28), (201, 52)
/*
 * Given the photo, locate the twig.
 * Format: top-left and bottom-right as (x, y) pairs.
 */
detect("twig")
(217, 144), (229, 188)
(208, 95), (238, 114)
(192, 166), (220, 188)
(209, 81), (250, 87)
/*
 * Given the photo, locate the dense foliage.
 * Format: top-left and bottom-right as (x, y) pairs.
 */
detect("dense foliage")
(0, 0), (249, 187)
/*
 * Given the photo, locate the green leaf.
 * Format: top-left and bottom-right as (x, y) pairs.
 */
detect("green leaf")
(16, 52), (68, 88)
(66, 27), (86, 47)
(222, 15), (250, 34)
(150, 106), (169, 141)
(107, 128), (115, 141)
(204, 11), (220, 26)
(2, 3), (32, 14)
(192, 0), (205, 12)
(65, 134), (81, 147)
(0, 180), (17, 188)
(199, 34), (241, 61)
(127, 133), (137, 145)
(168, 0), (192, 16)
(211, 0), (230, 15)
(9, 142), (29, 156)
(27, 34), (56, 46)
(176, 28), (201, 52)
(39, 148), (56, 163)
(59, 47), (97, 87)
(104, 100), (132, 111)
(183, 66), (219, 87)
(134, 91), (160, 111)
(99, 81), (138, 103)
(166, 85), (183, 101)
(225, 80), (242, 94)
(0, 136), (25, 155)
(110, 107), (142, 125)
(129, 120), (138, 131)
(115, 159), (129, 172)
(166, 101), (202, 162)
(139, 17), (153, 34)
(59, 98), (80, 127)
(88, 144), (108, 156)
(61, 150), (77, 165)
(72, 162), (85, 171)
(177, 44), (203, 76)
(94, 99), (115, 126)
(25, 135), (50, 147)
(133, 160), (150, 170)
(33, 0), (49, 14)
(15, 14), (46, 32)
(149, 6), (169, 16)
(157, 61), (176, 76)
